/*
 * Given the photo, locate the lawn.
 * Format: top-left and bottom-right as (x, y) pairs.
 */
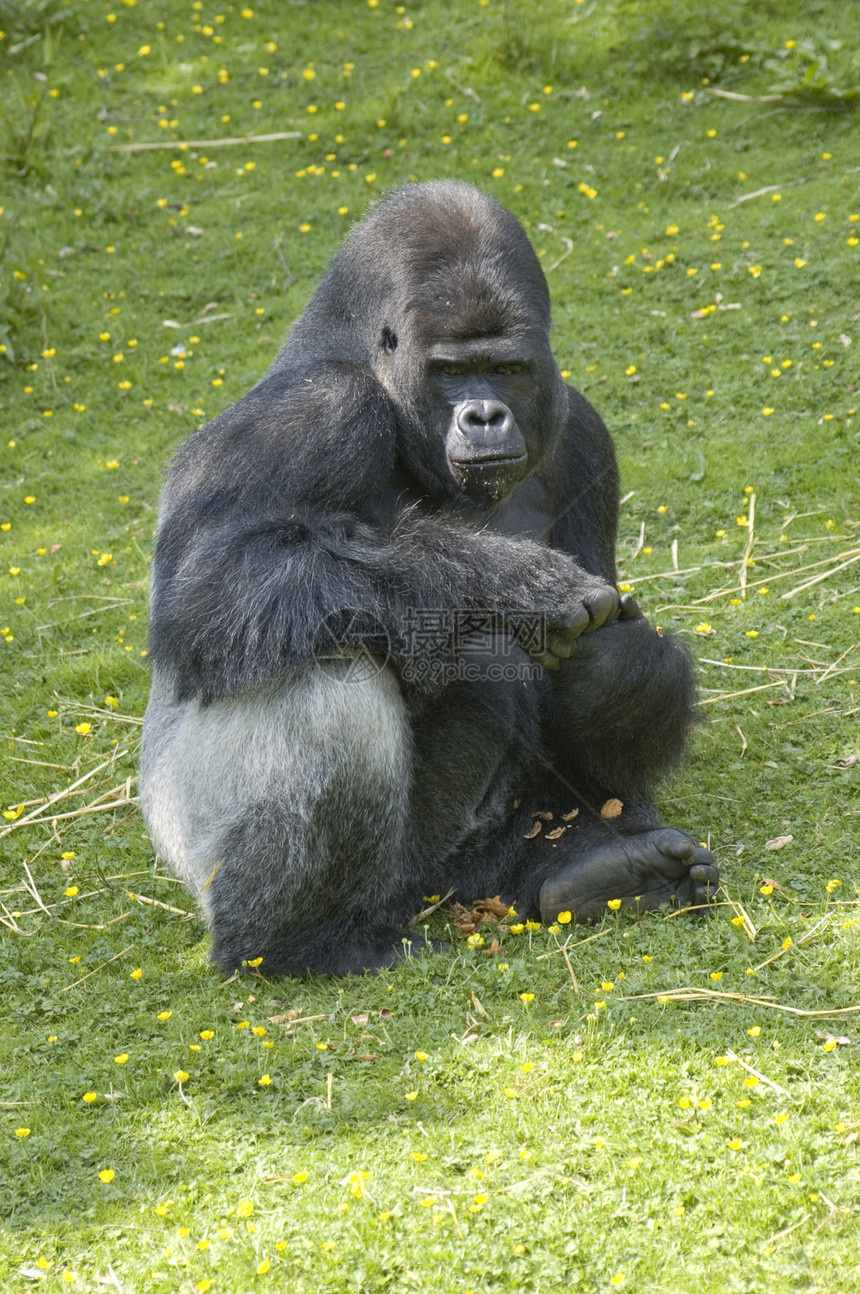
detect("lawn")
(1, 0), (859, 1289)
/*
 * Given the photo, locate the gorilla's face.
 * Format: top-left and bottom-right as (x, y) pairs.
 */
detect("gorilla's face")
(378, 323), (560, 506)
(428, 342), (533, 503)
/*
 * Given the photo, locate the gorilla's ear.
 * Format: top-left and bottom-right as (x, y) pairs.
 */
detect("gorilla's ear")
(380, 327), (398, 354)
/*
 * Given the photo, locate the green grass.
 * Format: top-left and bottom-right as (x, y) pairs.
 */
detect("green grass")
(1, 0), (859, 1289)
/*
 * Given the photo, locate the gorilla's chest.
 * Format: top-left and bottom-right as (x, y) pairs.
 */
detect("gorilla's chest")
(483, 476), (556, 544)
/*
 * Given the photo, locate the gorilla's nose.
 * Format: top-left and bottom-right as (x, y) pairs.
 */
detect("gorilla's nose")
(455, 400), (515, 442)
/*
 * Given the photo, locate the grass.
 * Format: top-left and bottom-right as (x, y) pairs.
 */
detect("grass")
(1, 0), (859, 1289)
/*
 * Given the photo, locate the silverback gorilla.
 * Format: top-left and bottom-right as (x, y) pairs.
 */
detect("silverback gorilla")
(140, 180), (718, 977)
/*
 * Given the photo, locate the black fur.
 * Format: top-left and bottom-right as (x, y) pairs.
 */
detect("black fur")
(140, 180), (713, 977)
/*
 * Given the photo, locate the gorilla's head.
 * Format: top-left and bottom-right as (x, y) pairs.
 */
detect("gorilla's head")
(291, 181), (569, 505)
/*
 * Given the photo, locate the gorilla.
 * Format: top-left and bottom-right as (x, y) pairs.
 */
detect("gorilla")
(140, 179), (718, 977)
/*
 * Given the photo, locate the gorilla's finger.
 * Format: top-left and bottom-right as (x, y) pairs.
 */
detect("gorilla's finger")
(546, 632), (575, 659)
(559, 606), (591, 639)
(583, 586), (620, 632)
(619, 592), (645, 620)
(532, 649), (561, 672)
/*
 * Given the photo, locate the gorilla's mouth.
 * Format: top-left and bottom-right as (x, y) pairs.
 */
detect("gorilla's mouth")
(450, 452), (528, 469)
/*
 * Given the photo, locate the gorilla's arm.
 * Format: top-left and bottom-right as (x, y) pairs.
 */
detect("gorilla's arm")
(148, 368), (617, 701)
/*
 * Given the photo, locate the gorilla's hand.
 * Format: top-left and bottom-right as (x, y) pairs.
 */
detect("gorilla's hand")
(529, 582), (632, 672)
(548, 591), (659, 670)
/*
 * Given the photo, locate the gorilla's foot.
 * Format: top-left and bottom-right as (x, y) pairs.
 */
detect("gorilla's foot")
(538, 828), (718, 925)
(213, 926), (435, 979)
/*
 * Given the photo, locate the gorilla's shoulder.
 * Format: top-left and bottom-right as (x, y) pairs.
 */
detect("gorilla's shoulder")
(164, 360), (398, 515)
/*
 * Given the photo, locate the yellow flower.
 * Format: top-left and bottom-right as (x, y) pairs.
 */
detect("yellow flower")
(98, 1169), (115, 1182)
(291, 1171), (308, 1184)
(15, 1127), (31, 1137)
(114, 1053), (129, 1064)
(557, 910), (572, 924)
(173, 1070), (189, 1082)
(607, 898), (622, 911)
(83, 1092), (98, 1103)
(405, 1090), (418, 1101)
(258, 1074), (272, 1086)
(519, 992), (535, 1002)
(75, 722), (92, 735)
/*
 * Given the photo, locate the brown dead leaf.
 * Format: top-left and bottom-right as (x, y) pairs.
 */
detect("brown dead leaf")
(601, 798), (624, 819)
(562, 809), (580, 822)
(358, 1053), (378, 1062)
(474, 895), (509, 920)
(447, 901), (477, 932)
(482, 938), (500, 957)
(379, 1007), (393, 1019)
(816, 1030), (851, 1046)
(524, 821), (543, 839)
(532, 810), (554, 822)
(760, 877), (783, 891)
(351, 1012), (370, 1026)
(447, 897), (509, 931)
(268, 1010), (301, 1024)
(546, 826), (567, 840)
(765, 835), (794, 850)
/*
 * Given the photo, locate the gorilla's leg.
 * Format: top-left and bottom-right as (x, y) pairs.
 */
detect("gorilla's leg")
(140, 660), (421, 976)
(512, 612), (719, 921)
(406, 634), (545, 901)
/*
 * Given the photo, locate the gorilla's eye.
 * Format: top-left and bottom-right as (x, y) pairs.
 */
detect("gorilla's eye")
(381, 327), (398, 354)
